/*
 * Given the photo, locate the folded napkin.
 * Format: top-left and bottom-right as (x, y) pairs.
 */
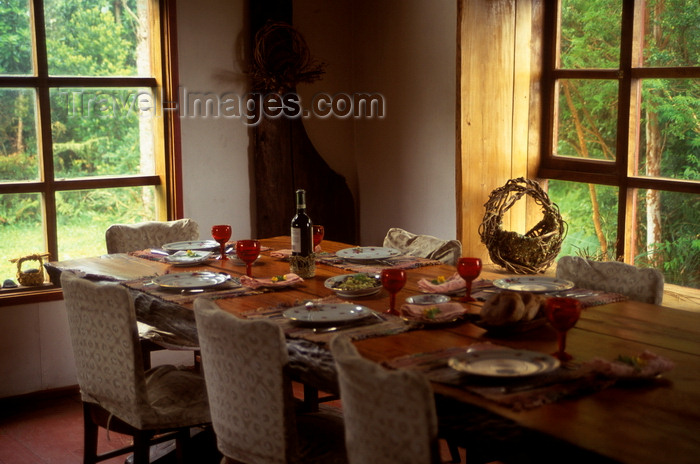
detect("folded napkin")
(401, 302), (467, 323)
(239, 273), (303, 289)
(417, 272), (466, 293)
(584, 350), (674, 380)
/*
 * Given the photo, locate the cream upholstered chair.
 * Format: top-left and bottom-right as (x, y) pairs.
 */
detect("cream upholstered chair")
(330, 335), (441, 464)
(383, 227), (462, 265)
(105, 218), (201, 368)
(105, 218), (199, 254)
(60, 271), (211, 464)
(193, 297), (347, 464)
(556, 256), (664, 304)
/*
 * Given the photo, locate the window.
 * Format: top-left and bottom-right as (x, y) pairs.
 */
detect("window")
(539, 0), (699, 289)
(0, 0), (180, 297)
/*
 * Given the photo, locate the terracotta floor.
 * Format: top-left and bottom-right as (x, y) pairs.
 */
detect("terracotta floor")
(0, 387), (466, 464)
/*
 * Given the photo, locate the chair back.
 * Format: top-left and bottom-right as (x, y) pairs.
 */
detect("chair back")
(383, 227), (462, 265)
(61, 271), (149, 427)
(556, 256), (664, 304)
(330, 335), (440, 464)
(194, 298), (297, 464)
(105, 218), (199, 254)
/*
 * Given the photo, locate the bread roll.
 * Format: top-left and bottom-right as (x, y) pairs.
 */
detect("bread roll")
(521, 292), (545, 321)
(481, 291), (526, 325)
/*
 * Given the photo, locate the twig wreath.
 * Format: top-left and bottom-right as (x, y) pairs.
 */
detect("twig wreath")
(479, 178), (567, 274)
(250, 20), (326, 93)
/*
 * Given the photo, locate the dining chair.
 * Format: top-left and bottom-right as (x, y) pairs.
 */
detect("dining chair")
(105, 218), (201, 368)
(105, 218), (200, 254)
(330, 335), (441, 464)
(60, 271), (212, 464)
(383, 227), (462, 265)
(556, 255), (664, 304)
(193, 297), (347, 464)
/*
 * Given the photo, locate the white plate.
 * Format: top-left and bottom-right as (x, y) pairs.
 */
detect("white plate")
(336, 246), (401, 262)
(282, 303), (373, 325)
(493, 276), (574, 293)
(448, 349), (560, 377)
(405, 294), (451, 305)
(325, 273), (382, 298)
(162, 240), (219, 252)
(152, 271), (232, 289)
(164, 250), (213, 266)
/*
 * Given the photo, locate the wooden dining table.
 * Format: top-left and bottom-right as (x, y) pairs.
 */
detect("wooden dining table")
(45, 236), (700, 464)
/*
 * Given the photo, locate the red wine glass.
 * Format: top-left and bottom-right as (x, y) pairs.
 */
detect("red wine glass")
(545, 297), (582, 362)
(312, 225), (325, 249)
(235, 239), (261, 277)
(457, 257), (482, 302)
(381, 268), (406, 316)
(211, 225), (232, 261)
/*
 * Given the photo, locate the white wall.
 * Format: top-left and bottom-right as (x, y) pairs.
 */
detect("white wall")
(177, 0), (252, 241)
(0, 0), (457, 397)
(296, 0), (457, 246)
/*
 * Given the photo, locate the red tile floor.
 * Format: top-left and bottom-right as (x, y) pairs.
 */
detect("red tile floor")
(0, 386), (466, 463)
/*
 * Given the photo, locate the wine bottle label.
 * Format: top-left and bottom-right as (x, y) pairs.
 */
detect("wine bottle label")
(291, 227), (301, 253)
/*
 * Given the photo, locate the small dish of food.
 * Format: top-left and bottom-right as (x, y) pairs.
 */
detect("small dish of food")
(324, 273), (382, 298)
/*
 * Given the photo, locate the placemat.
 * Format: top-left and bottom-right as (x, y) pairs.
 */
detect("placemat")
(316, 254), (442, 273)
(240, 296), (414, 345)
(385, 345), (615, 411)
(472, 282), (628, 308)
(121, 275), (263, 305)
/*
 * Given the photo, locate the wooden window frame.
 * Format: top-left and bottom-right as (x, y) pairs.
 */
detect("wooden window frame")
(0, 0), (182, 305)
(538, 0), (700, 262)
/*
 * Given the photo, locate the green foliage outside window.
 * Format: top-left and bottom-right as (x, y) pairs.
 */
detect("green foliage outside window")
(549, 0), (699, 288)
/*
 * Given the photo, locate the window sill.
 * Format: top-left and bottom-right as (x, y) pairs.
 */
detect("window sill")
(0, 285), (63, 307)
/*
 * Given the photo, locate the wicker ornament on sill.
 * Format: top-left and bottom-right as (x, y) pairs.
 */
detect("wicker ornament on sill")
(10, 253), (50, 286)
(478, 178), (567, 274)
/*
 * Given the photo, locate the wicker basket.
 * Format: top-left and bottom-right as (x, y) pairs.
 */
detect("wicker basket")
(478, 178), (567, 274)
(13, 254), (48, 286)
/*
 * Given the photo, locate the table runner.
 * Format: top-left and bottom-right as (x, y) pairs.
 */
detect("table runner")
(385, 345), (616, 411)
(268, 249), (443, 273)
(240, 296), (414, 345)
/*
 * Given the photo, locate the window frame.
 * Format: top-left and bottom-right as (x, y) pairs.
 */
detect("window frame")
(0, 0), (182, 304)
(538, 0), (700, 263)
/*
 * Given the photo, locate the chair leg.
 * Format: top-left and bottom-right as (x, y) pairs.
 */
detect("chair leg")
(82, 403), (99, 464)
(132, 431), (152, 464)
(447, 439), (461, 463)
(175, 428), (191, 464)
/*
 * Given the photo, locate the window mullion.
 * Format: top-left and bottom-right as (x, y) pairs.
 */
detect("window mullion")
(31, 0), (59, 262)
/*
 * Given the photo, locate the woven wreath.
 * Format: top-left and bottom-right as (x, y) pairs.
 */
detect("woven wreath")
(479, 178), (567, 274)
(250, 21), (326, 93)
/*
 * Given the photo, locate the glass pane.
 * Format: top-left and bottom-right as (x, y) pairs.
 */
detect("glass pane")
(50, 87), (156, 178)
(548, 180), (619, 260)
(554, 79), (619, 160)
(44, 0), (151, 77)
(56, 186), (157, 260)
(631, 79), (700, 181)
(0, 0), (33, 75)
(634, 189), (699, 289)
(0, 88), (39, 182)
(0, 193), (45, 285)
(637, 0), (700, 67)
(559, 0), (622, 69)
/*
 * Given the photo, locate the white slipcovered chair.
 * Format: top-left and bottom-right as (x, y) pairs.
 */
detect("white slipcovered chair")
(330, 335), (441, 464)
(105, 218), (201, 368)
(383, 227), (462, 265)
(193, 297), (347, 464)
(60, 271), (211, 464)
(556, 256), (664, 304)
(105, 218), (199, 254)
